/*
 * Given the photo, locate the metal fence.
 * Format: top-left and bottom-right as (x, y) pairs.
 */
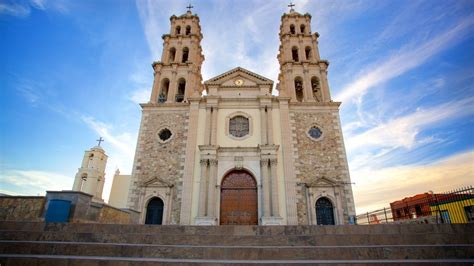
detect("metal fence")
(356, 186), (473, 225)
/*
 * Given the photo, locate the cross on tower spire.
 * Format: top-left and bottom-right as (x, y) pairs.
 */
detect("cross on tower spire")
(96, 137), (104, 146)
(186, 4), (194, 12)
(288, 2), (295, 12)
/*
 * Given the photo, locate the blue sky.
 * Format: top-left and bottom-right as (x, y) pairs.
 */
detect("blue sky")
(1, 0), (473, 213)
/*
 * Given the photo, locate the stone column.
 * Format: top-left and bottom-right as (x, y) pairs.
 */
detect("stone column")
(198, 159), (208, 217)
(319, 62), (330, 102)
(278, 98), (298, 224)
(210, 107), (218, 145)
(168, 70), (177, 103)
(150, 70), (161, 103)
(203, 107), (212, 145)
(267, 106), (274, 144)
(260, 106), (268, 144)
(269, 158), (280, 217)
(260, 159), (271, 217)
(179, 99), (201, 224)
(207, 159), (218, 218)
(303, 69), (314, 102)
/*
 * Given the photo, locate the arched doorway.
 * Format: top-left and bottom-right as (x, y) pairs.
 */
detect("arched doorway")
(145, 197), (164, 225)
(316, 197), (335, 225)
(220, 170), (258, 225)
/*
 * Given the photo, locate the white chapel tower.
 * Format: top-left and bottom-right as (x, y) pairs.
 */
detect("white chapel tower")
(72, 138), (108, 201)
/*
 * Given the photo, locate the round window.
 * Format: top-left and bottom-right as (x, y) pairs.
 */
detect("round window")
(308, 126), (322, 140)
(158, 128), (172, 142)
(229, 115), (249, 138)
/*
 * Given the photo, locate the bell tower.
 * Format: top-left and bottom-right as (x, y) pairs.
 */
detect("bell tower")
(72, 139), (107, 201)
(127, 7), (205, 225)
(149, 7), (204, 104)
(277, 7), (330, 103)
(276, 4), (356, 225)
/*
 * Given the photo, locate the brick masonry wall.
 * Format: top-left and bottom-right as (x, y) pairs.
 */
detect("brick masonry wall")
(128, 108), (189, 224)
(0, 197), (45, 222)
(291, 109), (351, 224)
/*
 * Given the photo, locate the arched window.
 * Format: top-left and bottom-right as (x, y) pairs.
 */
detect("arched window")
(311, 77), (322, 102)
(176, 78), (186, 102)
(169, 47), (176, 63)
(185, 25), (191, 35)
(290, 24), (295, 34)
(175, 26), (181, 35)
(305, 46), (312, 60)
(158, 78), (170, 103)
(182, 47), (189, 63)
(292, 46), (299, 62)
(316, 197), (335, 225)
(300, 24), (306, 34)
(294, 77), (304, 102)
(145, 197), (164, 225)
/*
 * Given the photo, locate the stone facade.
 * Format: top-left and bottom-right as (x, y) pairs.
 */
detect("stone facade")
(127, 108), (189, 224)
(291, 107), (355, 224)
(125, 8), (356, 225)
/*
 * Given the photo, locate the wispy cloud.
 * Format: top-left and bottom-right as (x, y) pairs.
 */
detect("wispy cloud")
(0, 2), (30, 17)
(0, 0), (69, 17)
(0, 170), (73, 195)
(345, 97), (474, 152)
(353, 150), (474, 213)
(335, 15), (474, 104)
(81, 116), (135, 158)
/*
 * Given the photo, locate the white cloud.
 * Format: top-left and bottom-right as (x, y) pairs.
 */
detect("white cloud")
(335, 15), (474, 104)
(345, 97), (474, 152)
(129, 87), (150, 104)
(352, 150), (474, 213)
(0, 170), (73, 195)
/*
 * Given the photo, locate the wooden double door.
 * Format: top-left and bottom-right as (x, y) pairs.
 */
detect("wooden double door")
(220, 170), (258, 225)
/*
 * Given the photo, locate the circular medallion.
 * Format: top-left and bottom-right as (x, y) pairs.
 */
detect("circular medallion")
(234, 79), (244, 86)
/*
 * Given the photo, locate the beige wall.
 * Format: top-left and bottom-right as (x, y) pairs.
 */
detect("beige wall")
(108, 174), (131, 208)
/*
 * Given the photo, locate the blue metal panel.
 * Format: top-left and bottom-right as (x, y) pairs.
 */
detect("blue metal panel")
(45, 199), (71, 223)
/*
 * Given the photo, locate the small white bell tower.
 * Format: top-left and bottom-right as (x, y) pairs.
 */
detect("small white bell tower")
(72, 137), (107, 201)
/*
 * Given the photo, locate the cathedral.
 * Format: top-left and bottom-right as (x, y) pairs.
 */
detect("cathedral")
(121, 7), (356, 226)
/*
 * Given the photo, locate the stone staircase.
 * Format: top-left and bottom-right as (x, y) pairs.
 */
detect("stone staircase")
(0, 222), (473, 265)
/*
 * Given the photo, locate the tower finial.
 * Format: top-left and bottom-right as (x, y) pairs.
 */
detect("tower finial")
(186, 4), (194, 13)
(288, 2), (295, 12)
(96, 137), (104, 146)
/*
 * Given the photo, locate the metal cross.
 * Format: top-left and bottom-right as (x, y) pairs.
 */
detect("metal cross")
(186, 4), (194, 12)
(96, 137), (104, 146)
(288, 2), (295, 12)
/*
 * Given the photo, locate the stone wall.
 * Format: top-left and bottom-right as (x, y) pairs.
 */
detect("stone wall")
(0, 196), (45, 222)
(291, 108), (353, 224)
(128, 107), (189, 224)
(94, 203), (137, 224)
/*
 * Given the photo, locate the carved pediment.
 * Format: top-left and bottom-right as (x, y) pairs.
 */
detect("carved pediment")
(204, 67), (273, 86)
(140, 176), (173, 188)
(306, 176), (339, 187)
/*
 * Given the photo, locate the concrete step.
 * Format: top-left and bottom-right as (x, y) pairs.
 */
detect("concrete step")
(1, 241), (473, 260)
(0, 230), (472, 246)
(2, 254), (474, 265)
(1, 222), (472, 236)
